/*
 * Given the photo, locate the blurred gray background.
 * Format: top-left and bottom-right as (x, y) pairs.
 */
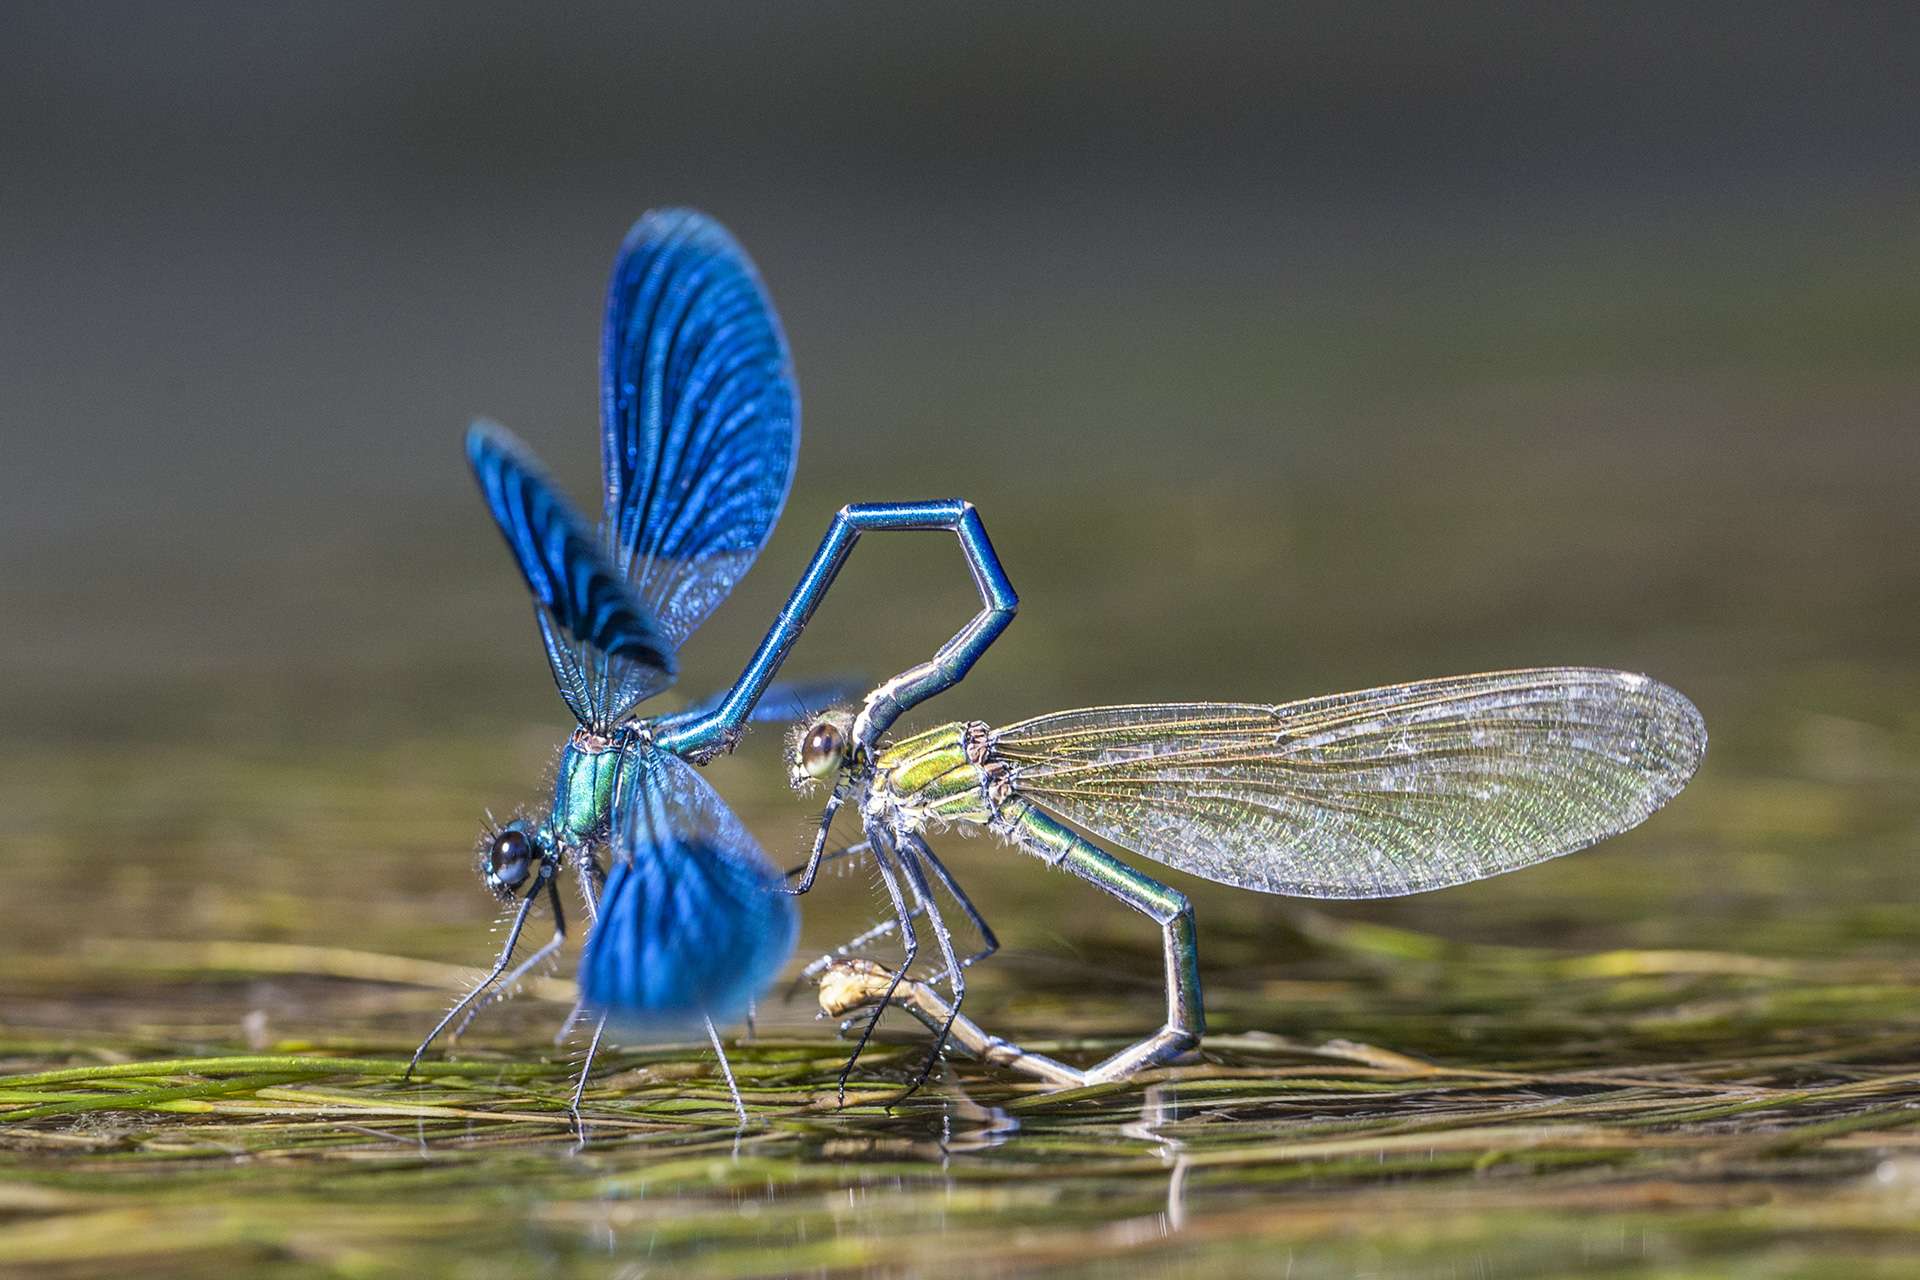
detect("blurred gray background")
(2, 3), (1916, 967)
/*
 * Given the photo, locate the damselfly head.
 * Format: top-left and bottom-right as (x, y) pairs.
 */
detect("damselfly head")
(788, 707), (857, 791)
(475, 817), (553, 902)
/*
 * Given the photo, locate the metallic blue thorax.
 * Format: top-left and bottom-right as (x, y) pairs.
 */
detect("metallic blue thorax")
(550, 732), (624, 848)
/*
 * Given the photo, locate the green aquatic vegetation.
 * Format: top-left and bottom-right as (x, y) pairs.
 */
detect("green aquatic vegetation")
(3, 904), (1920, 1277)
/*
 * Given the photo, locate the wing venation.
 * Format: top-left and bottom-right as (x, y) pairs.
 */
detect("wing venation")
(600, 209), (799, 664)
(992, 668), (1705, 899)
(467, 422), (676, 726)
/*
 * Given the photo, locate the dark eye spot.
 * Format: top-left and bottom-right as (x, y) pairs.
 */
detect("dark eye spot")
(801, 722), (843, 778)
(489, 828), (533, 889)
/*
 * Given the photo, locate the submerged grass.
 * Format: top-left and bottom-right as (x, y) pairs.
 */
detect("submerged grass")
(4, 704), (1917, 1279)
(3, 907), (1919, 1278)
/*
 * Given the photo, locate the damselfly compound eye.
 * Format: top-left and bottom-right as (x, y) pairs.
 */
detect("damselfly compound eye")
(487, 828), (534, 892)
(801, 720), (845, 779)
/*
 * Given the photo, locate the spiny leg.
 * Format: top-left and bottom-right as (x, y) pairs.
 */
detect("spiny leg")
(794, 841), (991, 995)
(796, 906), (928, 995)
(552, 846), (609, 1045)
(835, 829), (919, 1102)
(784, 835), (870, 897)
(553, 1002), (587, 1049)
(789, 834), (913, 994)
(565, 856), (608, 1111)
(406, 859), (556, 1079)
(1001, 801), (1204, 1083)
(450, 875), (568, 1041)
(916, 843), (998, 969)
(785, 838), (872, 883)
(553, 852), (604, 1048)
(785, 793), (847, 896)
(576, 846), (606, 910)
(568, 1013), (608, 1118)
(706, 1015), (747, 1124)
(894, 833), (966, 1096)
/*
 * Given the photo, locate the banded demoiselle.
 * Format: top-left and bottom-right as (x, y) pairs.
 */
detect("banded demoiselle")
(405, 210), (1018, 1119)
(788, 668), (1706, 1091)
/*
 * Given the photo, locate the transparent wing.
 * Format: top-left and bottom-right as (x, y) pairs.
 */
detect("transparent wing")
(600, 209), (799, 663)
(466, 422), (675, 727)
(994, 668), (1706, 899)
(578, 748), (798, 1031)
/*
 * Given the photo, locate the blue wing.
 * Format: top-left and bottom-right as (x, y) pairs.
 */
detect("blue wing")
(467, 422), (676, 726)
(600, 209), (800, 663)
(578, 748), (798, 1032)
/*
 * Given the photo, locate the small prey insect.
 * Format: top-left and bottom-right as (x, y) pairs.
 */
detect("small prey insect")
(788, 668), (1706, 1093)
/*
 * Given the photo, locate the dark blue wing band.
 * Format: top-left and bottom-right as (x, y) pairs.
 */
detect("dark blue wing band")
(467, 422), (677, 680)
(600, 210), (799, 654)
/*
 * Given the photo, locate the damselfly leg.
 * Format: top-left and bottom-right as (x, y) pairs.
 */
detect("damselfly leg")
(783, 838), (871, 902)
(406, 856), (559, 1080)
(794, 840), (996, 994)
(567, 1015), (608, 1119)
(997, 800), (1205, 1081)
(543, 850), (606, 1050)
(829, 813), (1202, 1090)
(918, 842), (999, 970)
(561, 835), (748, 1125)
(834, 825), (919, 1101)
(821, 835), (976, 1098)
(706, 1016), (747, 1124)
(449, 876), (569, 1041)
(894, 832), (968, 1094)
(563, 856), (605, 1116)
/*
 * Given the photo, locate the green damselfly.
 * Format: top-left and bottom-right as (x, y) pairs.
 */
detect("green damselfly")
(789, 668), (1705, 1090)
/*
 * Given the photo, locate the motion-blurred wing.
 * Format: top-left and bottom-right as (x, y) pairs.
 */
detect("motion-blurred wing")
(578, 748), (798, 1031)
(467, 422), (676, 726)
(600, 209), (799, 661)
(994, 668), (1706, 899)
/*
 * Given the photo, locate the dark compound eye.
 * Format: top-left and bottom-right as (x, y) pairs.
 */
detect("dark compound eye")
(800, 721), (844, 780)
(488, 828), (534, 892)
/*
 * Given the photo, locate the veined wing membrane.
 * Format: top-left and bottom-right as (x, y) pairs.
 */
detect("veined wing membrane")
(467, 421), (676, 725)
(992, 668), (1706, 899)
(601, 209), (799, 656)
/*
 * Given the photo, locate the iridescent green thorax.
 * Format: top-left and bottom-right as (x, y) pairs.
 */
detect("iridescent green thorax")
(551, 730), (623, 846)
(873, 721), (1005, 827)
